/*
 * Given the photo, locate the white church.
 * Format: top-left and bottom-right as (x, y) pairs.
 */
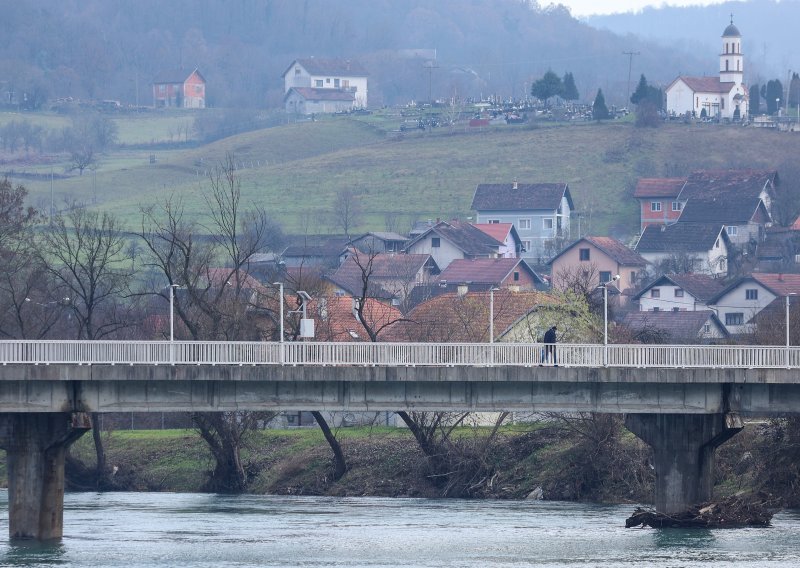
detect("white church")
(665, 19), (749, 120)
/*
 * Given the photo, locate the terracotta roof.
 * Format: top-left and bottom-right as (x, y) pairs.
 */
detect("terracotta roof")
(285, 87), (355, 102)
(438, 258), (542, 286)
(325, 253), (434, 299)
(633, 273), (725, 302)
(636, 223), (726, 253)
(311, 295), (402, 342)
(405, 220), (503, 256)
(678, 169), (777, 202)
(288, 58), (370, 77)
(622, 310), (728, 342)
(751, 273), (800, 296)
(471, 183), (573, 212)
(677, 197), (769, 225)
(674, 76), (735, 94)
(472, 223), (513, 243)
(383, 289), (553, 342)
(633, 178), (686, 198)
(549, 236), (648, 267)
(152, 68), (204, 84)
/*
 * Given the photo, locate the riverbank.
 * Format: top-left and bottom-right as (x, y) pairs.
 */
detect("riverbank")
(47, 416), (799, 507)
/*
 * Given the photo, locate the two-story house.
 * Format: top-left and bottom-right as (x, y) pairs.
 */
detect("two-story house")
(621, 311), (729, 343)
(633, 273), (725, 312)
(708, 273), (800, 335)
(152, 68), (206, 108)
(636, 223), (730, 277)
(633, 178), (686, 231)
(470, 182), (573, 263)
(283, 58), (369, 112)
(403, 220), (502, 271)
(548, 236), (649, 301)
(676, 197), (771, 248)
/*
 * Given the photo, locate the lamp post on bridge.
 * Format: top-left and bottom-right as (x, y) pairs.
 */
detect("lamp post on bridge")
(787, 293), (796, 367)
(598, 275), (620, 366)
(489, 287), (501, 344)
(169, 284), (181, 342)
(273, 282), (284, 344)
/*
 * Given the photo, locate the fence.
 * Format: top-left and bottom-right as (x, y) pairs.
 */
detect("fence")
(1, 341), (799, 369)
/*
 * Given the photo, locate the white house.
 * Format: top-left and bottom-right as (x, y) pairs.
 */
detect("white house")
(665, 19), (749, 120)
(635, 223), (730, 277)
(709, 273), (800, 335)
(634, 273), (725, 312)
(283, 58), (369, 110)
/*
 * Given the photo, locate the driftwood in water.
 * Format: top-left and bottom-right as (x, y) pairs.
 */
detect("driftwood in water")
(626, 493), (782, 528)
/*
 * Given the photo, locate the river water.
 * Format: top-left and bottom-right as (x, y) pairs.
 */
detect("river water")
(0, 491), (798, 567)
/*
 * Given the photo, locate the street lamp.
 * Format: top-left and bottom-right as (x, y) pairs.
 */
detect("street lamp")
(169, 284), (180, 342)
(786, 293), (796, 367)
(273, 282), (284, 343)
(598, 275), (621, 366)
(489, 287), (500, 344)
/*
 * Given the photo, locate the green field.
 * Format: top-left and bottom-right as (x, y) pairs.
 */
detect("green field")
(6, 112), (800, 238)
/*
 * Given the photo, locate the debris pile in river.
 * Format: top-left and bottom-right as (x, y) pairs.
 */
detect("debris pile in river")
(625, 492), (782, 528)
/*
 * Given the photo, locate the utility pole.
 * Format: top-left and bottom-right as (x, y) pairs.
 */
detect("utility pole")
(623, 51), (640, 107)
(424, 60), (439, 105)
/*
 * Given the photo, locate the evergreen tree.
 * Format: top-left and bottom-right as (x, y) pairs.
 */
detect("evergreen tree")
(592, 89), (610, 120)
(749, 84), (760, 115)
(531, 70), (563, 107)
(630, 74), (663, 110)
(766, 79), (784, 114)
(562, 72), (579, 102)
(789, 73), (800, 110)
(630, 74), (649, 105)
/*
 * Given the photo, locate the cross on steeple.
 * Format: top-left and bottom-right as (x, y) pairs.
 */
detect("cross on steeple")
(730, 13), (734, 25)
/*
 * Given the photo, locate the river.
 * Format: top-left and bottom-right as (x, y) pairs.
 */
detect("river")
(0, 491), (798, 567)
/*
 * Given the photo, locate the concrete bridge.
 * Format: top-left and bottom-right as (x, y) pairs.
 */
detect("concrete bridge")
(2, 339), (800, 540)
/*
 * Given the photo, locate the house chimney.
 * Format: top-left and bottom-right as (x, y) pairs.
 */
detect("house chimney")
(346, 59), (351, 71)
(457, 284), (469, 296)
(512, 179), (518, 190)
(660, 225), (666, 232)
(351, 297), (361, 320)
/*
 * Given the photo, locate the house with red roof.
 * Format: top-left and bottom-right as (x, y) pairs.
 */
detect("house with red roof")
(437, 258), (544, 291)
(472, 223), (523, 258)
(665, 19), (748, 119)
(152, 68), (206, 108)
(633, 178), (687, 231)
(403, 220), (503, 271)
(283, 58), (369, 112)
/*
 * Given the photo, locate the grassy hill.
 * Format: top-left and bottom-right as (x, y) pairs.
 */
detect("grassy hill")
(10, 115), (800, 239)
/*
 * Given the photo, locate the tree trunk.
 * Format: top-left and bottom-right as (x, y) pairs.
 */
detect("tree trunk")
(312, 411), (347, 480)
(192, 412), (247, 493)
(91, 413), (106, 484)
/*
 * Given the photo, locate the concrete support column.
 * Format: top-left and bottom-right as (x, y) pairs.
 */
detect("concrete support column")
(624, 413), (743, 514)
(0, 413), (91, 540)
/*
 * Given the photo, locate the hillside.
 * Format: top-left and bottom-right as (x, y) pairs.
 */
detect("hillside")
(14, 117), (800, 240)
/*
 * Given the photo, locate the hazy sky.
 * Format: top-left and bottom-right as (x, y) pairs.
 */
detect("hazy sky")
(553, 0), (729, 17)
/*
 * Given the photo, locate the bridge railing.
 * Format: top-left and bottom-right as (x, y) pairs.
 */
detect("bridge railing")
(0, 340), (799, 368)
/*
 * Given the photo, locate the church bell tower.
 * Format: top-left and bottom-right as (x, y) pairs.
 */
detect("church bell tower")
(720, 16), (743, 84)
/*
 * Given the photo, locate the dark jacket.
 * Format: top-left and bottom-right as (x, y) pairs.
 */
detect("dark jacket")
(543, 327), (557, 344)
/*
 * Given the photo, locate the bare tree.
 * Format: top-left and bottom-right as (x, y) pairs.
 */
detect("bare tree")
(331, 188), (363, 237)
(139, 154), (284, 492)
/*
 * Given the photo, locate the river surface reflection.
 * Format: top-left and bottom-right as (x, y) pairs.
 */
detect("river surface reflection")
(0, 491), (798, 567)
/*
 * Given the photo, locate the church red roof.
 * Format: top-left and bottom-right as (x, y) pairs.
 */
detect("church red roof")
(672, 76), (735, 94)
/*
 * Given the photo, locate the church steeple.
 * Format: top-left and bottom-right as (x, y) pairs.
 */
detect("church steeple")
(720, 16), (743, 83)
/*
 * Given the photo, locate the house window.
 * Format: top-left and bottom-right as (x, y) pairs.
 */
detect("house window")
(543, 218), (554, 230)
(599, 271), (612, 283)
(521, 240), (531, 252)
(674, 289), (684, 298)
(488, 219), (500, 224)
(159, 84), (165, 93)
(715, 239), (720, 249)
(795, 254), (800, 263)
(334, 78), (340, 88)
(315, 80), (323, 87)
(326, 78), (331, 84)
(726, 225), (738, 237)
(651, 288), (660, 298)
(673, 307), (680, 312)
(630, 271), (637, 284)
(295, 67), (301, 75)
(651, 201), (662, 212)
(726, 313), (744, 326)
(579, 248), (590, 261)
(721, 98), (725, 110)
(431, 237), (440, 248)
(513, 271), (520, 281)
(703, 323), (711, 333)
(672, 201), (682, 212)
(653, 307), (660, 312)
(519, 218), (531, 230)
(342, 80), (350, 88)
(745, 289), (758, 300)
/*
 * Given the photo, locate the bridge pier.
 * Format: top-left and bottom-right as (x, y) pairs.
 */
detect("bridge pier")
(0, 413), (91, 540)
(625, 413), (743, 515)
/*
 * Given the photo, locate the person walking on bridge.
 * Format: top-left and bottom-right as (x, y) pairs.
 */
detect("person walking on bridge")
(541, 325), (557, 365)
